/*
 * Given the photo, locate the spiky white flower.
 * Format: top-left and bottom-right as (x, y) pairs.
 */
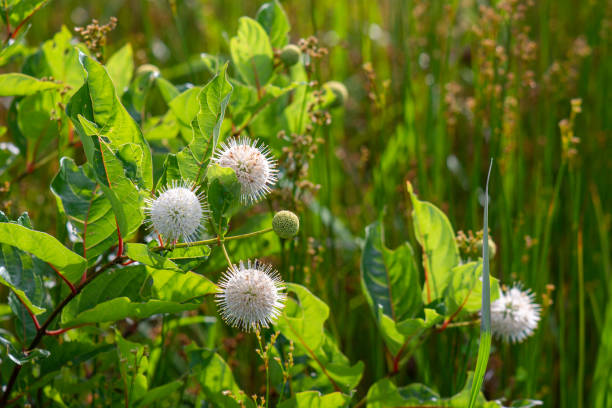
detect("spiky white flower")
(490, 284), (541, 343)
(216, 259), (286, 332)
(212, 136), (277, 204)
(145, 180), (208, 243)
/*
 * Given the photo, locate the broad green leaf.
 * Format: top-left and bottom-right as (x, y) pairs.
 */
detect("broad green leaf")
(177, 63), (232, 182)
(39, 339), (113, 378)
(51, 157), (123, 261)
(1, 0), (48, 30)
(40, 27), (83, 90)
(0, 73), (60, 96)
(230, 17), (274, 87)
(361, 220), (422, 322)
(106, 43), (134, 96)
(188, 347), (255, 408)
(16, 89), (64, 163)
(445, 262), (500, 315)
(0, 222), (86, 284)
(275, 283), (364, 393)
(366, 374), (501, 408)
(125, 243), (181, 271)
(407, 181), (460, 302)
(256, 0), (291, 48)
(156, 76), (180, 103)
(70, 52), (153, 190)
(360, 220), (422, 356)
(468, 160), (493, 408)
(134, 381), (182, 408)
(122, 68), (159, 122)
(168, 86), (201, 141)
(61, 266), (216, 326)
(207, 164), (241, 231)
(116, 330), (149, 403)
(396, 308), (443, 337)
(143, 111), (179, 142)
(165, 245), (211, 272)
(277, 391), (350, 408)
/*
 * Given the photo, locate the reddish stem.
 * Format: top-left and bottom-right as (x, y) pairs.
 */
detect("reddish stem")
(15, 295), (40, 330)
(45, 324), (88, 336)
(437, 286), (475, 332)
(48, 263), (76, 294)
(121, 259), (135, 266)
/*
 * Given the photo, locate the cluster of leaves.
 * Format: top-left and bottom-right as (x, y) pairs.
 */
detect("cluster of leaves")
(0, 1), (356, 406)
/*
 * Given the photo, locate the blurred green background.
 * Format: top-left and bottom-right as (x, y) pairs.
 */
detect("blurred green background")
(1, 0), (610, 406)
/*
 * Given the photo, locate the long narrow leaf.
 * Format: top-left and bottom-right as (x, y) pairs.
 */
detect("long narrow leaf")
(468, 158), (493, 408)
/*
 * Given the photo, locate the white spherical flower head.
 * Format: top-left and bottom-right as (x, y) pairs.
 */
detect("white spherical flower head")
(145, 180), (208, 243)
(216, 260), (286, 332)
(490, 284), (541, 343)
(213, 137), (278, 204)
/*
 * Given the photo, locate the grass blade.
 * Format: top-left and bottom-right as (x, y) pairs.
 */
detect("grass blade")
(468, 158), (493, 408)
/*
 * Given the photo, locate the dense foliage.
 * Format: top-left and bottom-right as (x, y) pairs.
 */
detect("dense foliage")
(0, 0), (609, 407)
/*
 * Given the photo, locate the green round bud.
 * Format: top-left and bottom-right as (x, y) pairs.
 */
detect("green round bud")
(280, 44), (301, 66)
(325, 81), (348, 108)
(272, 210), (300, 239)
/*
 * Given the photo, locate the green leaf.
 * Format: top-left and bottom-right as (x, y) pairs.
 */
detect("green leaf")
(61, 266), (216, 326)
(360, 220), (423, 356)
(365, 374), (501, 408)
(468, 160), (493, 408)
(361, 220), (422, 322)
(230, 17), (274, 87)
(40, 27), (83, 90)
(69, 52), (153, 190)
(188, 347), (255, 408)
(125, 243), (181, 271)
(275, 283), (364, 393)
(207, 164), (241, 231)
(0, 73), (60, 96)
(39, 339), (113, 377)
(106, 43), (134, 96)
(156, 76), (180, 103)
(256, 0), (291, 48)
(165, 245), (211, 272)
(0, 222), (86, 285)
(407, 181), (460, 302)
(116, 330), (149, 403)
(1, 0), (48, 29)
(122, 68), (159, 122)
(277, 391), (350, 408)
(177, 63), (233, 182)
(51, 157), (123, 261)
(445, 262), (500, 315)
(168, 86), (201, 141)
(134, 381), (182, 408)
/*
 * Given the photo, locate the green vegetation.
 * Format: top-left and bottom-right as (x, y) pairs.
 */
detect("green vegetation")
(0, 0), (609, 407)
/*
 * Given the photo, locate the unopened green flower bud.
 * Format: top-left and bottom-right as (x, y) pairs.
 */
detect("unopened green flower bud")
(325, 81), (348, 108)
(280, 44), (301, 66)
(272, 210), (299, 239)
